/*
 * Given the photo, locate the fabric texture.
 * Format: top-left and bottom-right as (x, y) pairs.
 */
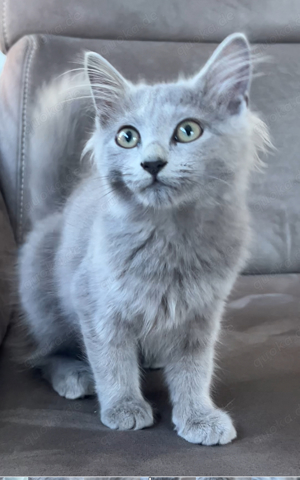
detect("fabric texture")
(0, 274), (300, 475)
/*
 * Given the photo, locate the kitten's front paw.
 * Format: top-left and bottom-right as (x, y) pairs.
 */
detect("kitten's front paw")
(174, 408), (236, 445)
(101, 398), (154, 430)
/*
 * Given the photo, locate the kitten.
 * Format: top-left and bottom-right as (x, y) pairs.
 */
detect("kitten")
(18, 33), (270, 445)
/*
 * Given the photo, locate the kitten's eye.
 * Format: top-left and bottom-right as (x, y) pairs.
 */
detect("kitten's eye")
(174, 119), (202, 143)
(116, 126), (140, 148)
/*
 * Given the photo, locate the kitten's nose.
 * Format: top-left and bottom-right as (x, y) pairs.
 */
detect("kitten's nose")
(141, 159), (167, 177)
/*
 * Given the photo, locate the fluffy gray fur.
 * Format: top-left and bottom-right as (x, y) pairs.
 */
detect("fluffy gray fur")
(18, 33), (271, 445)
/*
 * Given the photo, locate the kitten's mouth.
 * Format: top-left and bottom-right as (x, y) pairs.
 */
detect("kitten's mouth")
(140, 177), (161, 191)
(151, 177), (161, 186)
(141, 177), (170, 191)
(136, 176), (183, 208)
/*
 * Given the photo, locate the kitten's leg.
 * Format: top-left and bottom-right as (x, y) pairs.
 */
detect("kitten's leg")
(42, 355), (95, 399)
(83, 324), (153, 430)
(164, 309), (236, 445)
(74, 295), (153, 429)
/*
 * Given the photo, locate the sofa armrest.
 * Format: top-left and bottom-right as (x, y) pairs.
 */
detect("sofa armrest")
(0, 186), (15, 345)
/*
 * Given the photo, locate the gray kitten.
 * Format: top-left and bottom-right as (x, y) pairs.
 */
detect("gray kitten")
(18, 33), (270, 445)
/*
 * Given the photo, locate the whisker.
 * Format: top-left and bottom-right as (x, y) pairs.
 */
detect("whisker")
(202, 174), (233, 187)
(55, 68), (86, 80)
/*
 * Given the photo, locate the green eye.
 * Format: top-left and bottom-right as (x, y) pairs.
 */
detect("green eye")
(116, 126), (140, 148)
(174, 119), (203, 143)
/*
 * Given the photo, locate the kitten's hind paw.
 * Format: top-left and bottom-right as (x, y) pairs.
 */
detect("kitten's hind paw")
(53, 370), (95, 400)
(101, 398), (154, 430)
(44, 356), (95, 400)
(175, 408), (236, 445)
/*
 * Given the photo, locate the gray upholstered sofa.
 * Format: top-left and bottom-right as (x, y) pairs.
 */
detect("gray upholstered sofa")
(0, 0), (300, 475)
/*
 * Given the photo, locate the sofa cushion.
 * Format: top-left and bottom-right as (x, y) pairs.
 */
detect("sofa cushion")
(1, 274), (300, 474)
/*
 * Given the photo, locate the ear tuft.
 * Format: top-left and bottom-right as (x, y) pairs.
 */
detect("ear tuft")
(197, 33), (252, 115)
(84, 51), (129, 124)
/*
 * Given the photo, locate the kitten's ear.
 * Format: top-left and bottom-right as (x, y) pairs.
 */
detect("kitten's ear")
(85, 51), (129, 124)
(196, 33), (251, 115)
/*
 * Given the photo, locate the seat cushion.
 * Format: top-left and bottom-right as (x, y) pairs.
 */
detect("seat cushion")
(0, 274), (300, 475)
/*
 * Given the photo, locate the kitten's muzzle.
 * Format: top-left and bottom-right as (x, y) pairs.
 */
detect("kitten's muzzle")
(141, 159), (167, 177)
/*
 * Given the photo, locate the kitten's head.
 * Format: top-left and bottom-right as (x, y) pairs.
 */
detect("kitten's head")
(84, 33), (270, 210)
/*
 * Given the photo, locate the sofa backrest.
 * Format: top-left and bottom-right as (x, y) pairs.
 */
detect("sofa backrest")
(1, 0), (300, 274)
(2, 0), (300, 52)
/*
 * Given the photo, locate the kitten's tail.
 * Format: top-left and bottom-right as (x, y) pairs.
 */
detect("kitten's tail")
(28, 71), (95, 223)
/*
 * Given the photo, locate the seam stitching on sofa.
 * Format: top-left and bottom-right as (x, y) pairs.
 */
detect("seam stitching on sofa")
(2, 0), (8, 51)
(18, 35), (37, 242)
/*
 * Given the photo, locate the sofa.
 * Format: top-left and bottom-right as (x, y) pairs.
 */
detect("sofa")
(1, 0), (300, 475)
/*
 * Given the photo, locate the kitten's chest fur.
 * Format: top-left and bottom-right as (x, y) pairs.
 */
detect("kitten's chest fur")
(97, 200), (244, 332)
